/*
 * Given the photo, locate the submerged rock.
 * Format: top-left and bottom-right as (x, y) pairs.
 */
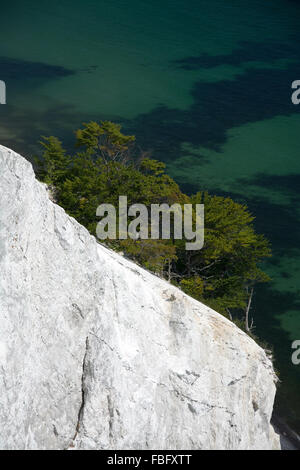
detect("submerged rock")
(0, 146), (280, 450)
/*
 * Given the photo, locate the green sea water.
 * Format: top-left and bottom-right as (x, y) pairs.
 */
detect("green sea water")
(0, 0), (299, 431)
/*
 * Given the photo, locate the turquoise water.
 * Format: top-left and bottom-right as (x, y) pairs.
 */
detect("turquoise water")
(0, 0), (299, 430)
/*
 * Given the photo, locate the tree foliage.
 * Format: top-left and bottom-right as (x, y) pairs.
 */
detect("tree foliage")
(35, 121), (271, 330)
(177, 192), (271, 319)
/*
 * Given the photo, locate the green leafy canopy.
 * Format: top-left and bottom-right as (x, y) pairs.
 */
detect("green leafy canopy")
(35, 121), (272, 332)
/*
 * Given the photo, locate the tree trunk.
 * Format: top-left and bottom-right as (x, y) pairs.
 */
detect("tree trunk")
(167, 260), (171, 282)
(245, 287), (254, 332)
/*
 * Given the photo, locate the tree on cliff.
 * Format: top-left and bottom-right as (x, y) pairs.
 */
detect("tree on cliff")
(178, 192), (271, 330)
(35, 121), (271, 332)
(76, 121), (136, 165)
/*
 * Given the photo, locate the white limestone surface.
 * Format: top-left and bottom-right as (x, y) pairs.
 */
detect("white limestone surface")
(0, 146), (280, 450)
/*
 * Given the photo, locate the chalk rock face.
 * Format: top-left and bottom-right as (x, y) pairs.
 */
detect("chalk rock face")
(0, 146), (280, 450)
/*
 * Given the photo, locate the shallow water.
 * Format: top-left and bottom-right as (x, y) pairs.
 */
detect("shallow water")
(0, 0), (299, 431)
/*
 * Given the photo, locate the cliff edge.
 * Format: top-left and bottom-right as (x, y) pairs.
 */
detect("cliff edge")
(0, 146), (280, 450)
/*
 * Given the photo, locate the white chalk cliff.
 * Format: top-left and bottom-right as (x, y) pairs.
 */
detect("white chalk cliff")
(0, 146), (280, 450)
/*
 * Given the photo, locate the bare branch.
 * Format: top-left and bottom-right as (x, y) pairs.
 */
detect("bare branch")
(245, 287), (254, 332)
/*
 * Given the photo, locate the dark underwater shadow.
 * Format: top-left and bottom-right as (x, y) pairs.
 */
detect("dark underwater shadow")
(0, 56), (75, 81)
(171, 40), (299, 70)
(127, 33), (300, 162)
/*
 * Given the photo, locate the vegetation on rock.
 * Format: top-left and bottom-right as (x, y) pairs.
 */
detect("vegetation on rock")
(35, 121), (271, 332)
